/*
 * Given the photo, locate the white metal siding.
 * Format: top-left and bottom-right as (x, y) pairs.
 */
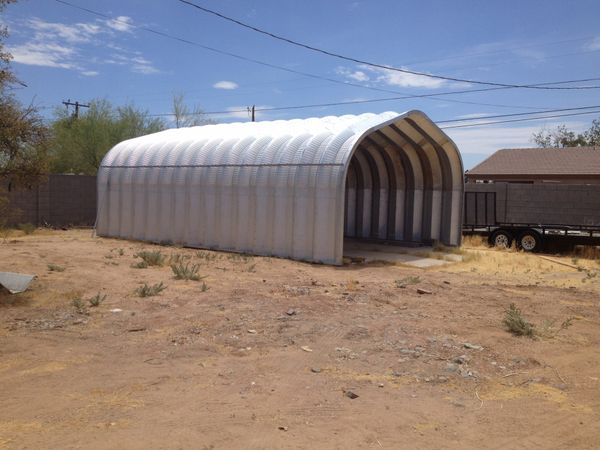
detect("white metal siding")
(96, 111), (464, 264)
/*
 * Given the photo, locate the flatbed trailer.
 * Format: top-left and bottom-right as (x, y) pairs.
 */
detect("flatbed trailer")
(463, 183), (600, 251)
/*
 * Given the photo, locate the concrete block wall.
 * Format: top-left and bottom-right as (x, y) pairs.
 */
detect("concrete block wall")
(2, 175), (96, 227)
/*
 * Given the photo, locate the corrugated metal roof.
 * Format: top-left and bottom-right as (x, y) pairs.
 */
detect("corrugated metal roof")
(96, 111), (464, 264)
(467, 147), (600, 176)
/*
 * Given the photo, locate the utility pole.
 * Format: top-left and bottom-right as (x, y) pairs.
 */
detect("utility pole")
(62, 99), (90, 119)
(247, 105), (255, 122)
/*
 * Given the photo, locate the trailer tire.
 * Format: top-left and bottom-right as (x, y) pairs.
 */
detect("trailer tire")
(517, 230), (542, 252)
(489, 230), (513, 249)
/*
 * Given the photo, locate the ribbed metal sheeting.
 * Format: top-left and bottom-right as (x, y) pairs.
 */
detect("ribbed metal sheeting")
(96, 111), (464, 265)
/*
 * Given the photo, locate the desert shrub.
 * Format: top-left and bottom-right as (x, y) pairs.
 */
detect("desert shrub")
(395, 276), (420, 288)
(171, 262), (206, 281)
(134, 250), (165, 267)
(135, 282), (167, 297)
(503, 303), (535, 337)
(88, 293), (106, 307)
(131, 260), (148, 269)
(17, 223), (35, 235)
(47, 263), (65, 272)
(72, 298), (87, 314)
(228, 253), (252, 263)
(197, 251), (218, 262)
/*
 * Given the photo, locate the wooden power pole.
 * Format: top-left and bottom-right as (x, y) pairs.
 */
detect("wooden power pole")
(62, 99), (90, 119)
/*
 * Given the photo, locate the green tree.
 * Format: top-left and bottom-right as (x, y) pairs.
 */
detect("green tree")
(1, 0), (49, 187)
(532, 118), (600, 148)
(49, 99), (165, 174)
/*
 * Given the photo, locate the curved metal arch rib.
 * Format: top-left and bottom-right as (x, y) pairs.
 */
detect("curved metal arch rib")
(338, 110), (464, 263)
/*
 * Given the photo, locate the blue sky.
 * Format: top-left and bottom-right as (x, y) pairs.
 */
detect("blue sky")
(3, 0), (600, 168)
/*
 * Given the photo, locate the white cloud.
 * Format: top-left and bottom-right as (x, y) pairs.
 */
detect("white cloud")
(370, 66), (446, 89)
(225, 106), (254, 119)
(9, 42), (77, 69)
(130, 56), (159, 74)
(336, 67), (369, 82)
(210, 105), (273, 121)
(585, 36), (600, 51)
(337, 64), (447, 89)
(105, 16), (134, 33)
(455, 112), (491, 120)
(9, 17), (158, 76)
(445, 121), (588, 155)
(27, 17), (102, 43)
(213, 80), (239, 90)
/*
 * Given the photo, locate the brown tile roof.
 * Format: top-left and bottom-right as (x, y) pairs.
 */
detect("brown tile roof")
(466, 147), (600, 176)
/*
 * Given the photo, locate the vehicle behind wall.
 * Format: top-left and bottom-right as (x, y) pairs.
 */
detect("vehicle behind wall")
(463, 182), (600, 251)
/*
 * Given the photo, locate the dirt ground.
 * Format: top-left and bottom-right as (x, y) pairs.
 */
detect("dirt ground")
(1, 230), (600, 449)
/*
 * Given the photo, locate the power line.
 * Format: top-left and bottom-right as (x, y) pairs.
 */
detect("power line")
(176, 0), (600, 91)
(147, 97), (600, 120)
(54, 0), (600, 113)
(440, 109), (600, 129)
(437, 105), (600, 123)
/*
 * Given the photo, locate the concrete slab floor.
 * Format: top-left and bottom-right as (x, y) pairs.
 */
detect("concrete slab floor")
(343, 241), (463, 268)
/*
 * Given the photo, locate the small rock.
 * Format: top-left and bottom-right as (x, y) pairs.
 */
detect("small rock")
(344, 390), (359, 399)
(445, 363), (459, 372)
(463, 342), (483, 350)
(437, 376), (448, 382)
(443, 280), (451, 285)
(247, 329), (257, 334)
(301, 346), (313, 352)
(278, 426), (288, 431)
(416, 288), (432, 295)
(453, 355), (469, 364)
(109, 308), (122, 313)
(286, 309), (296, 316)
(127, 326), (146, 332)
(310, 367), (321, 373)
(378, 383), (384, 388)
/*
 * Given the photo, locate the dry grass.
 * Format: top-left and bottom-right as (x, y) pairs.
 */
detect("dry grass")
(570, 245), (600, 261)
(47, 263), (65, 272)
(461, 234), (487, 248)
(440, 246), (600, 292)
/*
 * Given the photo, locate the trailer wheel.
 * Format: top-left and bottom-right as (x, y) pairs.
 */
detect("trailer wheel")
(490, 230), (513, 249)
(517, 230), (541, 252)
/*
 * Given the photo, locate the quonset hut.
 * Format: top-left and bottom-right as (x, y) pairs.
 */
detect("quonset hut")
(96, 111), (464, 264)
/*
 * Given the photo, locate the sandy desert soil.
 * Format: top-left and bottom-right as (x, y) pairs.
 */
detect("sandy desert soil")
(1, 230), (600, 449)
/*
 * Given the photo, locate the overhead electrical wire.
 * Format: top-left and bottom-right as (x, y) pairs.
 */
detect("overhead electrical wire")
(176, 0), (600, 90)
(55, 0), (600, 113)
(439, 109), (600, 129)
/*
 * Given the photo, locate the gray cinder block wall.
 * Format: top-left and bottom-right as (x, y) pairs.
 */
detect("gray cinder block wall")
(2, 175), (96, 227)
